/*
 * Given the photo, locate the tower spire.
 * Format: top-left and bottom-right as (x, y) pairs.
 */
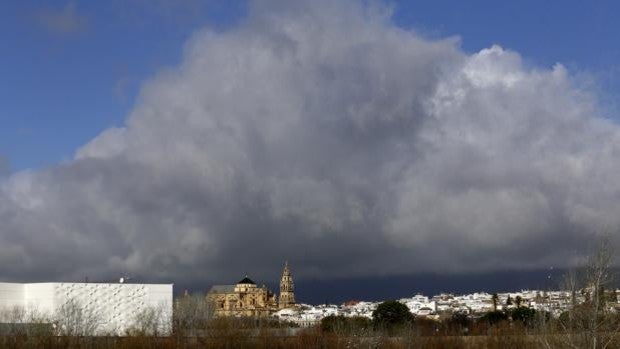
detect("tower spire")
(283, 261), (290, 275)
(279, 261), (295, 309)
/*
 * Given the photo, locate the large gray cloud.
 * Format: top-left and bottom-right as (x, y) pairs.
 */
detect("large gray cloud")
(2, 0), (620, 286)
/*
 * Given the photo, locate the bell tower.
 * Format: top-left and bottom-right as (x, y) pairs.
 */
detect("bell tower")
(279, 261), (296, 309)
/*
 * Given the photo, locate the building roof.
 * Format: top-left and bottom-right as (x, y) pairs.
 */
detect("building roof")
(237, 276), (256, 285)
(208, 285), (235, 294)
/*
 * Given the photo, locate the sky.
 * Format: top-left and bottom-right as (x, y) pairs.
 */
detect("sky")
(2, 0), (620, 172)
(0, 0), (248, 171)
(1, 0), (620, 302)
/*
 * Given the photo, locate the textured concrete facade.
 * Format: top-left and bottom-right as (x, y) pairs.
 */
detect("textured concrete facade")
(0, 282), (172, 335)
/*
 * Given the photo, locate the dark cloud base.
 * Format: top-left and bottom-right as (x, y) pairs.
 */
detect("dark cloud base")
(175, 268), (602, 305)
(295, 270), (567, 304)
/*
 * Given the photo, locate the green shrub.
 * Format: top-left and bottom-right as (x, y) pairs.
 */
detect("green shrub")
(372, 300), (414, 330)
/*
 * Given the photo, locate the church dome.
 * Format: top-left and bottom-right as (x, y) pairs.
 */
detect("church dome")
(238, 275), (256, 285)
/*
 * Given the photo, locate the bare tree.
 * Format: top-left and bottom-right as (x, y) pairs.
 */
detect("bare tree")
(173, 293), (211, 337)
(127, 303), (171, 336)
(0, 305), (53, 337)
(580, 237), (619, 348)
(540, 237), (620, 349)
(54, 298), (101, 336)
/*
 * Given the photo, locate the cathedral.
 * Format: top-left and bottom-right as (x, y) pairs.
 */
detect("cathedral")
(206, 262), (296, 317)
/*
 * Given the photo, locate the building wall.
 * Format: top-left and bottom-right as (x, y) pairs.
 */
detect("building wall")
(207, 284), (277, 317)
(0, 282), (173, 335)
(24, 283), (56, 315)
(0, 283), (25, 310)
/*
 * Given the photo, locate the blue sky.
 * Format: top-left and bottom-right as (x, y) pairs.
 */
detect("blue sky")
(1, 0), (619, 172)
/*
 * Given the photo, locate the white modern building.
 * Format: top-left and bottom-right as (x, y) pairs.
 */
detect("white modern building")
(0, 282), (173, 335)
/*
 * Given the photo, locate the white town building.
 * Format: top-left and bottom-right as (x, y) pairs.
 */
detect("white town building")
(0, 282), (173, 335)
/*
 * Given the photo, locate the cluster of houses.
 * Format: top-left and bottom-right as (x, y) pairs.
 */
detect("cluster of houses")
(274, 289), (620, 327)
